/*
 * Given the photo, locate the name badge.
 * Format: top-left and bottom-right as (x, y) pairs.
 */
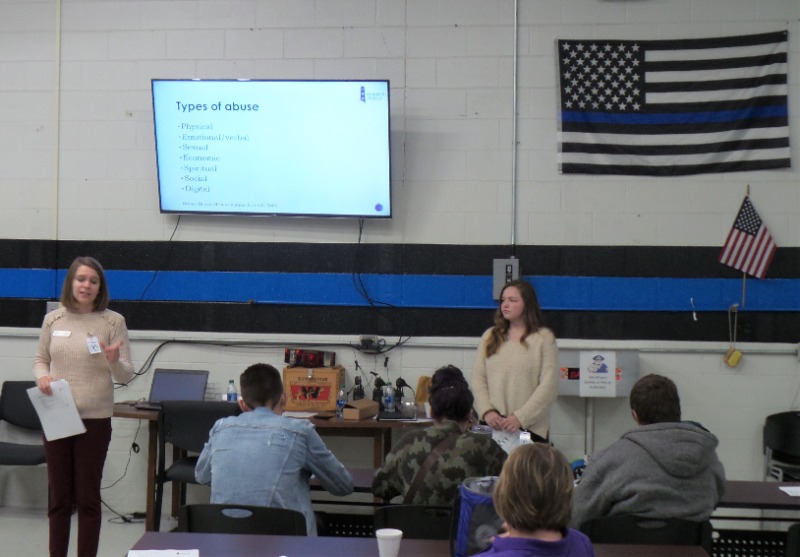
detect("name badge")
(86, 335), (102, 354)
(53, 330), (71, 337)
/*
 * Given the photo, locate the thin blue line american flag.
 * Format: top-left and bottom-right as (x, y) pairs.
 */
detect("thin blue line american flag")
(557, 30), (790, 176)
(719, 196), (776, 279)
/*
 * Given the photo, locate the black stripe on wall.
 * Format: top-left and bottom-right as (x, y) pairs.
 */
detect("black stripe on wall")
(4, 298), (798, 343)
(3, 240), (798, 278)
(1, 240), (798, 342)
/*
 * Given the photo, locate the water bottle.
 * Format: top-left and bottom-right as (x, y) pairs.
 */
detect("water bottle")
(226, 379), (238, 402)
(382, 384), (395, 412)
(336, 384), (347, 418)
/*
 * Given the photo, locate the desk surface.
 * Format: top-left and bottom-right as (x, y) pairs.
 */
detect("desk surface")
(113, 402), (430, 430)
(719, 480), (800, 511)
(113, 402), (158, 420)
(310, 467), (374, 494)
(338, 473), (800, 510)
(131, 532), (709, 557)
(310, 415), (431, 430)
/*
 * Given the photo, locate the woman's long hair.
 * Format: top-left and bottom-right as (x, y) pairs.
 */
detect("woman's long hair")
(485, 279), (545, 358)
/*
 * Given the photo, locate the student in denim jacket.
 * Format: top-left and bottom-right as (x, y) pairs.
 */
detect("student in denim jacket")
(195, 363), (353, 535)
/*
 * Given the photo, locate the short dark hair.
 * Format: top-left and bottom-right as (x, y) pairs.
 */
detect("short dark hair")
(60, 256), (109, 311)
(493, 443), (574, 533)
(428, 365), (473, 422)
(630, 374), (681, 424)
(239, 363), (283, 409)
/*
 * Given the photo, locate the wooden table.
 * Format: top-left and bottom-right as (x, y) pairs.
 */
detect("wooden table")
(719, 480), (800, 511)
(311, 466), (374, 494)
(130, 531), (710, 557)
(112, 403), (159, 531)
(309, 415), (429, 468)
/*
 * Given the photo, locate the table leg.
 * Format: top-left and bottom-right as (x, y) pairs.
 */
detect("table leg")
(373, 431), (384, 469)
(171, 445), (181, 519)
(145, 420), (157, 531)
(380, 429), (392, 466)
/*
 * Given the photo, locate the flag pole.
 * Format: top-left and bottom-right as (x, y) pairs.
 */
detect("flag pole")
(741, 184), (749, 308)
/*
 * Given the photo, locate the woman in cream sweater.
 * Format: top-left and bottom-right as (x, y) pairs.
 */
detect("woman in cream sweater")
(33, 256), (134, 557)
(471, 279), (558, 442)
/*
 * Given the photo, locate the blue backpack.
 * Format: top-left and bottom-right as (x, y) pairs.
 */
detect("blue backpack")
(452, 476), (502, 557)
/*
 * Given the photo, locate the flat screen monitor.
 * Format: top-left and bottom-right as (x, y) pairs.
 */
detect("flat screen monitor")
(151, 79), (391, 218)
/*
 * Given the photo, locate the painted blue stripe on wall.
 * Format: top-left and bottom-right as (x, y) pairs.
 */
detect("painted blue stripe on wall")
(0, 269), (798, 312)
(0, 269), (59, 298)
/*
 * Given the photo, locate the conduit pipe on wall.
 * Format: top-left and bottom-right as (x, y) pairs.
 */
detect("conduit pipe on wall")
(509, 0), (519, 247)
(52, 0), (62, 242)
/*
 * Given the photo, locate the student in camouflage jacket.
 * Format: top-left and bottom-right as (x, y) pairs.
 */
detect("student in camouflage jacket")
(372, 365), (507, 505)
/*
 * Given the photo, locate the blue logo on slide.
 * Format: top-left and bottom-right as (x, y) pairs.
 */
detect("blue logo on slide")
(360, 86), (366, 103)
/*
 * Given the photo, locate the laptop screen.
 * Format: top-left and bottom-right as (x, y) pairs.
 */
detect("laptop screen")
(147, 369), (209, 404)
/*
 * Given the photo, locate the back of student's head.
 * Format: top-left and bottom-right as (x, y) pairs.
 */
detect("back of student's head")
(630, 374), (681, 424)
(428, 365), (473, 422)
(493, 443), (573, 533)
(239, 363), (283, 408)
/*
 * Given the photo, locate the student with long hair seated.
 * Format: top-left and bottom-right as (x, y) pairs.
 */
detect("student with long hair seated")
(477, 443), (595, 557)
(372, 365), (507, 504)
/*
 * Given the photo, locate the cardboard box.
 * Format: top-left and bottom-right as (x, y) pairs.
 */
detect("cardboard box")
(284, 348), (336, 368)
(342, 398), (379, 421)
(283, 366), (345, 412)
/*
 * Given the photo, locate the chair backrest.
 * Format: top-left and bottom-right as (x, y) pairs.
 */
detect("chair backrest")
(786, 523), (800, 557)
(374, 505), (452, 540)
(177, 503), (307, 535)
(158, 400), (241, 453)
(764, 412), (800, 461)
(580, 515), (713, 554)
(0, 381), (42, 430)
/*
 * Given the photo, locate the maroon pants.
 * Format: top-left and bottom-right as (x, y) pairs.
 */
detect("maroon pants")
(43, 418), (112, 557)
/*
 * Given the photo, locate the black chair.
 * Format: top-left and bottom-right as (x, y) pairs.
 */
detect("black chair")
(713, 528), (788, 557)
(177, 503), (307, 535)
(580, 515), (713, 555)
(0, 381), (47, 467)
(785, 523), (800, 557)
(373, 504), (453, 540)
(764, 412), (800, 481)
(153, 400), (240, 531)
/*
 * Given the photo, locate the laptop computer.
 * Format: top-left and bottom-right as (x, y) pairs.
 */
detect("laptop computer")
(133, 369), (210, 410)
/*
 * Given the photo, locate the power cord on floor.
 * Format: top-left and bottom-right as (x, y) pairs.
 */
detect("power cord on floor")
(102, 498), (145, 525)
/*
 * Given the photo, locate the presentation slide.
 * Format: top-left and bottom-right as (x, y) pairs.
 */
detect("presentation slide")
(152, 80), (391, 217)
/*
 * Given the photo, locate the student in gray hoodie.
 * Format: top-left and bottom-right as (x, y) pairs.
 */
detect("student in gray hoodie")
(571, 373), (726, 530)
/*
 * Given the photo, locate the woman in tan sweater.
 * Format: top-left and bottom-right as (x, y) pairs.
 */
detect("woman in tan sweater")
(33, 256), (134, 557)
(470, 279), (558, 442)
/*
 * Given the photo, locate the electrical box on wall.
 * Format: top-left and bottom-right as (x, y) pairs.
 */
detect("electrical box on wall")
(492, 258), (520, 300)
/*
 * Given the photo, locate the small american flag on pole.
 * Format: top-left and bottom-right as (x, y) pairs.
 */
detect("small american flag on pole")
(719, 196), (776, 279)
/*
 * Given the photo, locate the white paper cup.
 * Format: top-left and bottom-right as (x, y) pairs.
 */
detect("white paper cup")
(376, 528), (403, 557)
